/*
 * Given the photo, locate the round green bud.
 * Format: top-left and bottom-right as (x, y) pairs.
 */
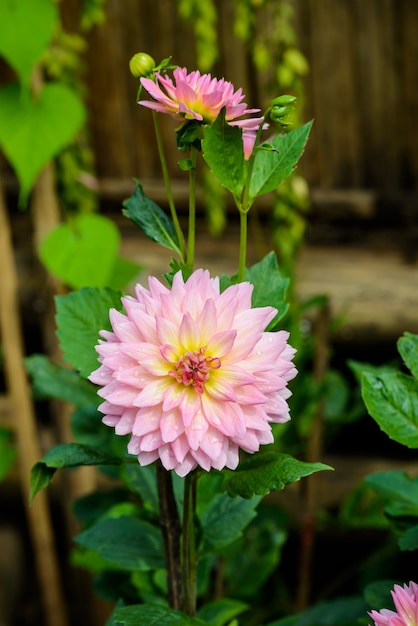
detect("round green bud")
(129, 52), (156, 78)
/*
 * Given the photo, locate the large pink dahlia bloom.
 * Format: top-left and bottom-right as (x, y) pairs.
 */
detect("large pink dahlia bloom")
(369, 582), (418, 626)
(139, 67), (264, 131)
(89, 269), (297, 477)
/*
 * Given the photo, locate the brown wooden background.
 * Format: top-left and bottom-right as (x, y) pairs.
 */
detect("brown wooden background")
(58, 0), (418, 196)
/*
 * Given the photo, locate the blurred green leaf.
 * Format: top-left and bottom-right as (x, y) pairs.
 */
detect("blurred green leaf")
(25, 354), (98, 408)
(0, 428), (16, 482)
(197, 599), (248, 626)
(75, 516), (164, 571)
(113, 603), (206, 625)
(0, 0), (58, 85)
(0, 82), (85, 203)
(364, 471), (418, 518)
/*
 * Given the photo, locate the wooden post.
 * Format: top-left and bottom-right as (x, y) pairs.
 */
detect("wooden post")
(0, 176), (70, 626)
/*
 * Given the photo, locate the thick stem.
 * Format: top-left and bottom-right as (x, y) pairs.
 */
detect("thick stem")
(237, 209), (248, 282)
(186, 148), (198, 271)
(182, 473), (198, 616)
(152, 111), (186, 262)
(156, 463), (182, 610)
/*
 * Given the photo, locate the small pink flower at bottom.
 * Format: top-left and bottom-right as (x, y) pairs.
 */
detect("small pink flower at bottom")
(89, 269), (297, 477)
(369, 582), (418, 626)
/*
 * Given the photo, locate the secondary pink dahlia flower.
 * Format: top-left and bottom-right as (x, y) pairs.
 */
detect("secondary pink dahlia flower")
(369, 582), (418, 626)
(139, 67), (264, 132)
(89, 269), (297, 477)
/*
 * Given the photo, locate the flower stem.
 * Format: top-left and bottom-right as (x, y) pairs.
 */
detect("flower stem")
(152, 110), (186, 262)
(182, 473), (197, 616)
(156, 463), (182, 610)
(237, 208), (248, 282)
(186, 147), (198, 271)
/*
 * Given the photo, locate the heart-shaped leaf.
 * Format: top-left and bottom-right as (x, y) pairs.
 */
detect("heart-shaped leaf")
(0, 0), (58, 85)
(39, 213), (120, 289)
(0, 82), (85, 203)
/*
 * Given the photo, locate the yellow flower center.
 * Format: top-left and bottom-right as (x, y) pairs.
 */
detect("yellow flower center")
(169, 347), (221, 394)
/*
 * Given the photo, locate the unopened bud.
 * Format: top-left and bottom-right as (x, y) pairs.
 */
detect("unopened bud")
(270, 104), (293, 123)
(129, 52), (156, 78)
(272, 94), (297, 106)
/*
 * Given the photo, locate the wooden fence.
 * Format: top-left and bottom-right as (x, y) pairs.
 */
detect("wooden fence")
(58, 0), (418, 197)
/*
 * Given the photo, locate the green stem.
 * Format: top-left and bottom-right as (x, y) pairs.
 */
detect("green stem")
(237, 209), (248, 282)
(156, 463), (182, 610)
(152, 110), (186, 262)
(186, 147), (198, 270)
(182, 473), (197, 616)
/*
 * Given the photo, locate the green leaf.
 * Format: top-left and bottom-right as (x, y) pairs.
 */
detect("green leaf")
(0, 82), (85, 204)
(399, 524), (418, 551)
(249, 121), (312, 200)
(202, 109), (245, 197)
(224, 452), (332, 499)
(266, 595), (368, 626)
(199, 493), (261, 553)
(197, 599), (248, 626)
(113, 603), (206, 625)
(25, 354), (99, 408)
(75, 517), (164, 571)
(55, 286), (123, 378)
(363, 580), (398, 611)
(0, 0), (58, 85)
(107, 256), (141, 291)
(30, 443), (122, 502)
(122, 464), (160, 514)
(398, 332), (418, 380)
(364, 471), (418, 517)
(39, 213), (120, 289)
(122, 181), (182, 256)
(361, 371), (418, 448)
(244, 252), (290, 325)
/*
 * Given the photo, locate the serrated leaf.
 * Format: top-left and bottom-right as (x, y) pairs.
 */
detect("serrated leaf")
(75, 517), (164, 571)
(122, 181), (182, 255)
(244, 252), (290, 325)
(25, 354), (99, 408)
(249, 121), (312, 200)
(197, 599), (248, 626)
(0, 0), (58, 85)
(30, 443), (122, 502)
(0, 82), (85, 204)
(202, 109), (245, 197)
(200, 493), (261, 553)
(224, 452), (332, 499)
(361, 371), (418, 448)
(398, 332), (418, 380)
(55, 286), (123, 378)
(113, 603), (206, 625)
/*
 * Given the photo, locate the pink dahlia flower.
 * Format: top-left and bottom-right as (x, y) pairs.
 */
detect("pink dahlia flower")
(89, 269), (297, 477)
(139, 67), (264, 132)
(369, 582), (418, 626)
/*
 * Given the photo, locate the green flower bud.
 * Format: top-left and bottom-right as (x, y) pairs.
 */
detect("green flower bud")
(272, 94), (297, 106)
(129, 52), (156, 78)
